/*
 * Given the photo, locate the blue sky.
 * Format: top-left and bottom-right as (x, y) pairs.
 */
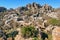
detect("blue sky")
(0, 0), (60, 9)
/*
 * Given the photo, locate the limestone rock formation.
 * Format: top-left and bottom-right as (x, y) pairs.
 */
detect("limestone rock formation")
(0, 2), (60, 40)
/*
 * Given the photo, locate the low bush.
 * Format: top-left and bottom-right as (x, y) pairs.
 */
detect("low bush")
(6, 31), (18, 38)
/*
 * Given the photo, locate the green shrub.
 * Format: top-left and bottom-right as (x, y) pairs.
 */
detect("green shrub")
(6, 31), (18, 38)
(21, 26), (38, 38)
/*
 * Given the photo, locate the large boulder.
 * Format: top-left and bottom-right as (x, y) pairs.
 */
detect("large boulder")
(52, 27), (60, 40)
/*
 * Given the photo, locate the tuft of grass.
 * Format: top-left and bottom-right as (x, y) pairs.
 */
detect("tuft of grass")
(33, 37), (41, 40)
(48, 33), (52, 40)
(47, 18), (60, 26)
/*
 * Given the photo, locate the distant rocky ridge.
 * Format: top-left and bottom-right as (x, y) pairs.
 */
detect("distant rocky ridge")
(0, 2), (60, 40)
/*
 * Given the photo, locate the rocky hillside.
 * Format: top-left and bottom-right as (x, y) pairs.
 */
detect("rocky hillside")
(0, 2), (60, 40)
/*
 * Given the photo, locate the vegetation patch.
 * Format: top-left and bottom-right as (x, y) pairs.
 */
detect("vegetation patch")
(21, 26), (38, 38)
(47, 18), (60, 26)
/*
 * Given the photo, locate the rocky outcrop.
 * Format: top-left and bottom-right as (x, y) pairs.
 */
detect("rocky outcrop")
(46, 12), (58, 19)
(26, 2), (41, 9)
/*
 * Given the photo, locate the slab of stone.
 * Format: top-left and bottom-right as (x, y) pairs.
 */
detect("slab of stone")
(52, 27), (60, 40)
(7, 37), (13, 40)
